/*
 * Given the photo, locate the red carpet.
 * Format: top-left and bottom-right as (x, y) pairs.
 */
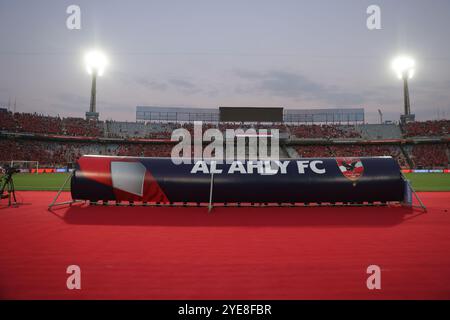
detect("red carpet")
(0, 191), (449, 299)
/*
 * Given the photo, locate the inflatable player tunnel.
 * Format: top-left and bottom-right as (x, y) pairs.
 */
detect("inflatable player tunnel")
(70, 155), (406, 205)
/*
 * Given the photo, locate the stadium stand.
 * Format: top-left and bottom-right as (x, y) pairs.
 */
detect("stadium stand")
(287, 124), (361, 139)
(0, 111), (102, 136)
(13, 113), (63, 134)
(295, 144), (410, 168)
(410, 144), (449, 168)
(62, 117), (103, 137)
(0, 110), (16, 131)
(105, 121), (179, 138)
(294, 145), (331, 158)
(355, 124), (402, 140)
(0, 139), (173, 165)
(0, 111), (448, 168)
(104, 121), (220, 139)
(403, 120), (450, 137)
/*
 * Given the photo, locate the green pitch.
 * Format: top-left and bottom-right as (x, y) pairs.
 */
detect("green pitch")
(404, 173), (450, 192)
(3, 172), (450, 192)
(9, 173), (72, 191)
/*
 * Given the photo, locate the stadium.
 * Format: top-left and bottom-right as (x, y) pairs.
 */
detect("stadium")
(0, 0), (450, 304)
(1, 104), (449, 299)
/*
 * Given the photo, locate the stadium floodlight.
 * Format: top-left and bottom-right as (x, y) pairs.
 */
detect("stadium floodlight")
(85, 50), (108, 76)
(84, 50), (108, 121)
(391, 55), (415, 116)
(391, 56), (415, 80)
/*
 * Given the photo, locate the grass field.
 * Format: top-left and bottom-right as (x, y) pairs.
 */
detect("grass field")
(2, 172), (450, 192)
(10, 173), (71, 191)
(404, 173), (450, 192)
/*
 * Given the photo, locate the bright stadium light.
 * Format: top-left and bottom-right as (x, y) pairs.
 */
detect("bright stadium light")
(391, 55), (415, 117)
(84, 50), (108, 121)
(85, 50), (108, 76)
(392, 56), (415, 79)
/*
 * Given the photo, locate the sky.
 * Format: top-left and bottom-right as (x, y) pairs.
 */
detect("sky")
(0, 0), (449, 123)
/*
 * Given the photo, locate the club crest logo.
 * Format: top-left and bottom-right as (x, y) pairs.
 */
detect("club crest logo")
(336, 157), (364, 182)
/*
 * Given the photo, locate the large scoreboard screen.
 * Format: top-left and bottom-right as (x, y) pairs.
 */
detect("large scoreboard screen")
(219, 107), (283, 122)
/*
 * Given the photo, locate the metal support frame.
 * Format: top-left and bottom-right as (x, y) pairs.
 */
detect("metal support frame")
(208, 172), (215, 212)
(401, 173), (427, 212)
(82, 201), (402, 209)
(48, 171), (84, 210)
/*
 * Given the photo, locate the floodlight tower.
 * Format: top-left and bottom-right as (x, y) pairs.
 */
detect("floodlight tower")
(391, 56), (415, 117)
(84, 50), (108, 121)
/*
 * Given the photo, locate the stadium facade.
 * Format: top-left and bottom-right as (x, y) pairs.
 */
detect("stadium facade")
(136, 106), (219, 122)
(136, 106), (365, 124)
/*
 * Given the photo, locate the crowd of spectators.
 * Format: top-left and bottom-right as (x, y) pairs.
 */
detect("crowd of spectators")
(11, 112), (63, 134)
(411, 144), (449, 168)
(1, 137), (447, 168)
(295, 144), (410, 168)
(287, 124), (361, 139)
(63, 117), (103, 136)
(403, 120), (450, 137)
(330, 145), (409, 168)
(0, 139), (173, 165)
(295, 145), (330, 158)
(0, 111), (102, 136)
(2, 111), (450, 139)
(116, 143), (172, 157)
(146, 123), (179, 139)
(1, 111), (449, 168)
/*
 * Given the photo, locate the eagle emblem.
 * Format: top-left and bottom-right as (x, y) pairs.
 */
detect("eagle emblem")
(336, 157), (364, 182)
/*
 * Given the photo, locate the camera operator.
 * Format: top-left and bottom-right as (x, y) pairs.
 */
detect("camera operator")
(0, 164), (19, 206)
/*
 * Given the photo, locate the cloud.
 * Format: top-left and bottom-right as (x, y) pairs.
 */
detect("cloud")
(57, 93), (89, 106)
(114, 71), (203, 95)
(365, 79), (450, 109)
(168, 79), (201, 94)
(52, 93), (132, 117)
(234, 69), (365, 105)
(134, 77), (168, 91)
(114, 71), (168, 91)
